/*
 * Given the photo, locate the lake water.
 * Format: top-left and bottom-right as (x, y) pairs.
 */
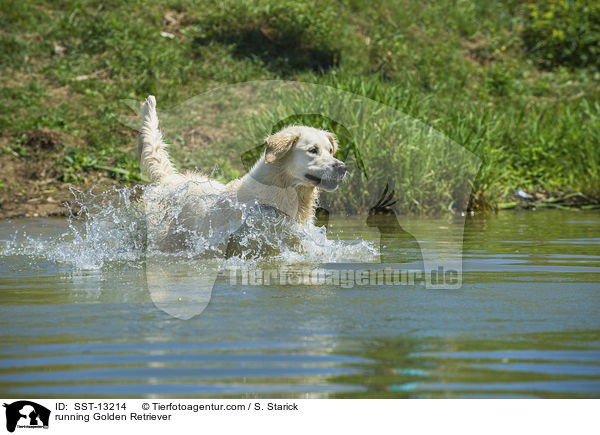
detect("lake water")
(1, 207), (599, 398)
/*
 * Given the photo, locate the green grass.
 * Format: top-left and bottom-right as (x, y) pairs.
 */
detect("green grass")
(1, 0), (599, 214)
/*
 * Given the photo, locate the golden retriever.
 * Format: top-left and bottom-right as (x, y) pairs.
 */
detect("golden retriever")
(137, 96), (347, 251)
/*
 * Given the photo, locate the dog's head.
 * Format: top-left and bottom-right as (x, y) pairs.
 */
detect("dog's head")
(264, 126), (347, 191)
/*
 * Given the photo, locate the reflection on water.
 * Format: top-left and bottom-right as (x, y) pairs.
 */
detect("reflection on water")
(0, 210), (599, 398)
(328, 333), (600, 398)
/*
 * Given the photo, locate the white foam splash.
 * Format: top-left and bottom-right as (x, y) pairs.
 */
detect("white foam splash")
(0, 185), (377, 270)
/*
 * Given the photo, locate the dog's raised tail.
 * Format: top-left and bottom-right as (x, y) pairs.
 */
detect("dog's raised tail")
(138, 95), (177, 183)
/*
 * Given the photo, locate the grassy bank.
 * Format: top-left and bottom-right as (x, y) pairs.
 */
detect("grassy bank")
(1, 0), (599, 217)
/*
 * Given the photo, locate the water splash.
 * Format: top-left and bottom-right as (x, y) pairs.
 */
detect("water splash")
(0, 184), (377, 271)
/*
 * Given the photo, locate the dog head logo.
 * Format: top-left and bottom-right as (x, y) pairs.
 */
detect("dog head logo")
(118, 80), (481, 319)
(3, 401), (50, 433)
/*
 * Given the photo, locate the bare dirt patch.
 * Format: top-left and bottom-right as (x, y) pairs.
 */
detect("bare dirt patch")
(0, 130), (119, 219)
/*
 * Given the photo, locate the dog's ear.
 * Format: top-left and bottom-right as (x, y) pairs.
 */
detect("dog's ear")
(326, 132), (338, 155)
(264, 131), (299, 163)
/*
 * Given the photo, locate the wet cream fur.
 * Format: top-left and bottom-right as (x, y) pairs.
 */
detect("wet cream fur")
(138, 96), (345, 227)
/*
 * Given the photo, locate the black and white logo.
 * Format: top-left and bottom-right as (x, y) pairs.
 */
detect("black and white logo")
(3, 401), (50, 433)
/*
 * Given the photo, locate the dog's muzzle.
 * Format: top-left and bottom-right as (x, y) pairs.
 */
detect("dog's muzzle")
(305, 162), (347, 191)
(332, 162), (348, 177)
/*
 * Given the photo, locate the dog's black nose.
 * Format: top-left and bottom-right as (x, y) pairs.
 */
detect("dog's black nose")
(333, 162), (347, 175)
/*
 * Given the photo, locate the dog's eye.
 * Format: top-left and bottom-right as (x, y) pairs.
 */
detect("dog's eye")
(308, 147), (319, 154)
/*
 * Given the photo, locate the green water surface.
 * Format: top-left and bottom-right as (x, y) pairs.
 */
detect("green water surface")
(0, 210), (599, 398)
